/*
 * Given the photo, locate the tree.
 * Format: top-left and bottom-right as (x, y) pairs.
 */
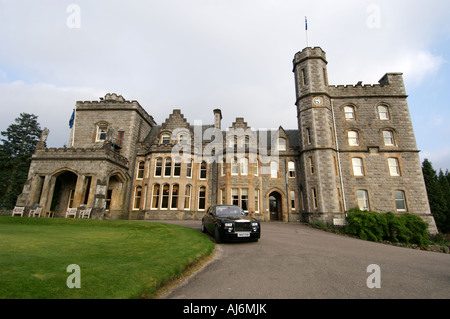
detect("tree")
(437, 169), (450, 233)
(422, 159), (448, 233)
(0, 113), (42, 209)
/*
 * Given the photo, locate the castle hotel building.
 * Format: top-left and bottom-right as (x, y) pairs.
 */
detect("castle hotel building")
(16, 47), (438, 234)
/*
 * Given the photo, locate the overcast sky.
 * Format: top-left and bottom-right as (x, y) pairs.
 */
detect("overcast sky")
(1, 0), (449, 170)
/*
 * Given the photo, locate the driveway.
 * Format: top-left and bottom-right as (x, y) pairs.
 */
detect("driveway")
(158, 221), (450, 299)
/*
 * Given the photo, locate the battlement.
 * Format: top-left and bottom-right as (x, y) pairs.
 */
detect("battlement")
(33, 145), (130, 168)
(75, 93), (157, 126)
(293, 47), (327, 67)
(328, 73), (406, 97)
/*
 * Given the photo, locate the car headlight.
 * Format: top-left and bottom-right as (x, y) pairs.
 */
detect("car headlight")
(251, 222), (259, 227)
(224, 223), (233, 227)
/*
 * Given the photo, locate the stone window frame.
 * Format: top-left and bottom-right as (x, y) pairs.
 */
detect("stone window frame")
(277, 138), (287, 151)
(351, 157), (365, 177)
(356, 189), (370, 211)
(377, 103), (391, 121)
(160, 132), (171, 145)
(343, 105), (357, 120)
(311, 187), (318, 210)
(198, 186), (207, 211)
(154, 157), (163, 177)
(381, 129), (396, 147)
(136, 161), (145, 180)
(164, 157), (172, 177)
(151, 184), (160, 209)
(170, 184), (179, 210)
(184, 184), (192, 210)
(394, 189), (408, 212)
(290, 190), (296, 211)
(387, 157), (401, 177)
(347, 129), (361, 147)
(199, 161), (208, 180)
(95, 121), (110, 142)
(133, 186), (142, 211)
(288, 161), (296, 178)
(270, 160), (279, 178)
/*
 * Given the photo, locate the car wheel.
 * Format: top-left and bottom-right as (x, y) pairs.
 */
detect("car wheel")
(214, 225), (222, 243)
(201, 220), (206, 233)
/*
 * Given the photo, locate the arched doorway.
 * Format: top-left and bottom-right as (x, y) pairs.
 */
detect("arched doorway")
(49, 170), (78, 217)
(269, 191), (282, 221)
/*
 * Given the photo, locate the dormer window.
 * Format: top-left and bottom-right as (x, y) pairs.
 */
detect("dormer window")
(161, 134), (171, 144)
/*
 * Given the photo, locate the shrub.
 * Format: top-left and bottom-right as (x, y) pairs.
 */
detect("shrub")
(345, 208), (429, 246)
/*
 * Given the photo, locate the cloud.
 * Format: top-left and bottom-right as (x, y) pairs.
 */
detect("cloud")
(0, 81), (105, 147)
(0, 0), (449, 166)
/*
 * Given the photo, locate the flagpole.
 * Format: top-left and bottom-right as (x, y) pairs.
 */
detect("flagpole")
(305, 16), (309, 47)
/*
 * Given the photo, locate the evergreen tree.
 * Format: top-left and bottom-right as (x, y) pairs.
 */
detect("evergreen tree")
(437, 169), (450, 233)
(0, 113), (42, 209)
(422, 159), (447, 233)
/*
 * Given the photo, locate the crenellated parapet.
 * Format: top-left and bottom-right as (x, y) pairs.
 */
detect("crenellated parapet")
(75, 93), (157, 127)
(32, 144), (130, 169)
(328, 73), (407, 98)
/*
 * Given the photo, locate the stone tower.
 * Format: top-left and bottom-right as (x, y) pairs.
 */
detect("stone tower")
(293, 47), (343, 224)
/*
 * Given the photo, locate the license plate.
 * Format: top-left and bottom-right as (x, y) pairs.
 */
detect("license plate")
(237, 232), (250, 238)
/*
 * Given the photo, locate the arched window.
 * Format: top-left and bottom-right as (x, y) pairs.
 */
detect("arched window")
(161, 184), (170, 209)
(348, 131), (360, 146)
(344, 106), (355, 120)
(151, 184), (160, 209)
(184, 185), (192, 210)
(198, 186), (206, 210)
(164, 158), (172, 177)
(136, 161), (145, 179)
(394, 190), (407, 212)
(154, 157), (162, 177)
(357, 190), (370, 211)
(96, 123), (109, 142)
(133, 186), (142, 210)
(378, 105), (390, 120)
(383, 130), (395, 146)
(171, 184), (179, 209)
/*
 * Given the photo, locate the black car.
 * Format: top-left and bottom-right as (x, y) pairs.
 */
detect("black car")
(201, 205), (261, 243)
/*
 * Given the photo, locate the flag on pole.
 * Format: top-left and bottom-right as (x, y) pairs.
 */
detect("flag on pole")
(305, 16), (308, 31)
(69, 109), (75, 128)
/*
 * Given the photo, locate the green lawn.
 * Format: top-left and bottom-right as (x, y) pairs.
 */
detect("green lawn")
(0, 216), (214, 299)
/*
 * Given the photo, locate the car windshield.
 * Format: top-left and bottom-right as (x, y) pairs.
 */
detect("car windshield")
(215, 206), (245, 217)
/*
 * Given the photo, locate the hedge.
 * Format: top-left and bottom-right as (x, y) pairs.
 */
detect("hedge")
(344, 208), (429, 246)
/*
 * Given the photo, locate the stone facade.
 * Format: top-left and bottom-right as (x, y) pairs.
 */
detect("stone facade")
(16, 47), (438, 233)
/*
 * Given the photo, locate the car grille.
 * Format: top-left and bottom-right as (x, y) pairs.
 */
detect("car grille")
(234, 222), (252, 232)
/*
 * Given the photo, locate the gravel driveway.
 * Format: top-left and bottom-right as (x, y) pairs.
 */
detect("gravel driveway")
(156, 221), (450, 299)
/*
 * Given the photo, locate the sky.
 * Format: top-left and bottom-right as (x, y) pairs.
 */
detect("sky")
(0, 0), (449, 171)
